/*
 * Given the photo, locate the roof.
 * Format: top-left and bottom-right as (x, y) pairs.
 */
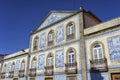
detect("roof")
(32, 10), (77, 33)
(4, 48), (29, 59)
(84, 16), (120, 35)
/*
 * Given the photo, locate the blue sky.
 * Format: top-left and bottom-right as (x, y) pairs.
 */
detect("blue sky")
(0, 0), (120, 54)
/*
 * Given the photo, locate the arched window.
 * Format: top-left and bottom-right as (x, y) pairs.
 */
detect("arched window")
(31, 56), (37, 68)
(92, 43), (103, 60)
(21, 59), (25, 70)
(3, 64), (6, 72)
(47, 53), (53, 66)
(66, 22), (75, 39)
(48, 30), (54, 46)
(33, 36), (39, 51)
(67, 48), (76, 63)
(11, 62), (15, 71)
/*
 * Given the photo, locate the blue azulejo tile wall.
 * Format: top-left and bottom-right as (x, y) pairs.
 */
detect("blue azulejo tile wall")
(77, 74), (82, 80)
(36, 76), (44, 80)
(54, 74), (66, 80)
(87, 72), (108, 80)
(19, 77), (26, 80)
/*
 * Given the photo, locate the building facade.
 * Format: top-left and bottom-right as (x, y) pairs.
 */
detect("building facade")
(1, 7), (120, 80)
(1, 49), (29, 80)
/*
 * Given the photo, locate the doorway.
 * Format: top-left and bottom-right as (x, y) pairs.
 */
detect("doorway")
(111, 73), (120, 80)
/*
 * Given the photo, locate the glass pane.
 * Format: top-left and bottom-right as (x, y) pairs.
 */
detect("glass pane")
(21, 63), (25, 70)
(98, 48), (103, 59)
(67, 27), (70, 35)
(48, 57), (53, 66)
(93, 49), (98, 59)
(94, 43), (100, 48)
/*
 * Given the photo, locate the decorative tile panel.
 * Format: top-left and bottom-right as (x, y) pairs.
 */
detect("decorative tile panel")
(19, 77), (26, 80)
(87, 72), (108, 80)
(36, 76), (44, 80)
(40, 33), (46, 48)
(15, 60), (20, 75)
(56, 25), (64, 42)
(54, 74), (66, 80)
(107, 35), (120, 60)
(38, 13), (71, 30)
(77, 74), (82, 80)
(38, 54), (45, 70)
(55, 50), (64, 68)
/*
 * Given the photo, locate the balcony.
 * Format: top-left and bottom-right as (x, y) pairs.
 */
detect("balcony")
(29, 68), (36, 77)
(44, 66), (53, 76)
(1, 72), (5, 79)
(90, 58), (108, 72)
(9, 71), (14, 78)
(19, 70), (25, 78)
(48, 41), (54, 46)
(66, 34), (75, 40)
(65, 62), (77, 74)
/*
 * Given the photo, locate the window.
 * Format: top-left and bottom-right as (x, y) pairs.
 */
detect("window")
(31, 56), (37, 68)
(21, 59), (25, 70)
(3, 64), (6, 72)
(33, 36), (39, 51)
(66, 22), (75, 39)
(0, 63), (1, 69)
(11, 62), (15, 71)
(92, 43), (103, 60)
(48, 30), (54, 46)
(47, 53), (53, 66)
(67, 48), (75, 63)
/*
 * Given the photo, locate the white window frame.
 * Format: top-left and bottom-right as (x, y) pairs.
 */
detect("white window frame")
(92, 43), (103, 60)
(67, 22), (74, 36)
(68, 49), (75, 63)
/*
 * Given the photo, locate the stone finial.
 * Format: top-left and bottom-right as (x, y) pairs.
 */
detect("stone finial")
(80, 6), (83, 11)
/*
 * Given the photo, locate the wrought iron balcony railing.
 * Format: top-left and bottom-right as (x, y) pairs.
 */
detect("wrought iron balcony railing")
(65, 62), (77, 74)
(90, 58), (108, 72)
(29, 68), (36, 77)
(44, 65), (53, 76)
(19, 70), (25, 78)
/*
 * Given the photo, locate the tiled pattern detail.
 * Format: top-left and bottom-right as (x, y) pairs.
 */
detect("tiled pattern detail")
(77, 74), (82, 80)
(36, 76), (44, 80)
(19, 77), (26, 80)
(87, 72), (108, 80)
(55, 50), (64, 68)
(108, 65), (120, 68)
(14, 60), (20, 75)
(39, 13), (71, 30)
(4, 78), (12, 80)
(54, 74), (66, 80)
(85, 29), (120, 70)
(40, 33), (46, 48)
(107, 35), (120, 60)
(38, 54), (45, 70)
(56, 25), (64, 42)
